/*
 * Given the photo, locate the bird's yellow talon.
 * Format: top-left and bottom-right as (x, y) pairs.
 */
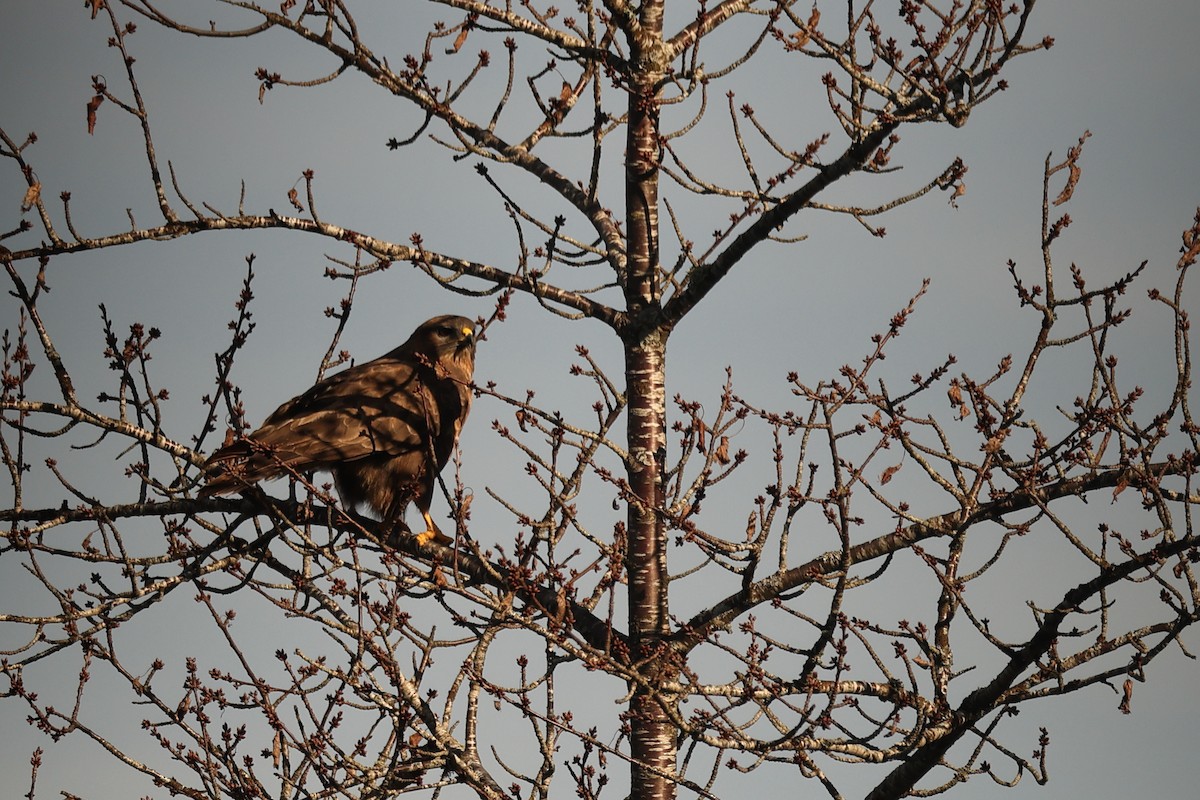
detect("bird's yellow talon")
(415, 529), (453, 547)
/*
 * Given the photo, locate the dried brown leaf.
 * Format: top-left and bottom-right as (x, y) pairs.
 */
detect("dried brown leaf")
(552, 587), (568, 625)
(21, 182), (41, 212)
(86, 94), (104, 135)
(1181, 221), (1200, 268)
(792, 6), (820, 47)
(1052, 161), (1081, 206)
(714, 435), (731, 465)
(1053, 130), (1091, 206)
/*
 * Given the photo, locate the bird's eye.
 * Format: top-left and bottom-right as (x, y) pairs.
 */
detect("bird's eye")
(436, 326), (453, 337)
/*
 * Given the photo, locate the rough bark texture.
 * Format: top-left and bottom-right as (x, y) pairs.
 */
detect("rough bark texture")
(624, 5), (676, 798)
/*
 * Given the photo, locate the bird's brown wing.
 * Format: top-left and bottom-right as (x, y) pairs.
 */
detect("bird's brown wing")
(202, 356), (439, 493)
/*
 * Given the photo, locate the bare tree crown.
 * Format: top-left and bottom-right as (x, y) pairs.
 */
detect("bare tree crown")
(2, 3), (1197, 800)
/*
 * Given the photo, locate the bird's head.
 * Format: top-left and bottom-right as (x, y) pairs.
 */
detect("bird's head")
(408, 315), (476, 369)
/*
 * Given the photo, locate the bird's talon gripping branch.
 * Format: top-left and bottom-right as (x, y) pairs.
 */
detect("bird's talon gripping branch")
(416, 510), (453, 547)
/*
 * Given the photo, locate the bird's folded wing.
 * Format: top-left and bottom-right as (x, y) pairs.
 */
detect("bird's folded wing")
(204, 358), (439, 485)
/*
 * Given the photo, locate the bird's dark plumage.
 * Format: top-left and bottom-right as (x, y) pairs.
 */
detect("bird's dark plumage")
(202, 315), (476, 545)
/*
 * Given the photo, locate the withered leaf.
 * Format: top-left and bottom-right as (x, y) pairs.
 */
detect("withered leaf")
(880, 463), (901, 485)
(553, 587), (568, 625)
(714, 435), (731, 465)
(1118, 678), (1133, 715)
(983, 430), (1007, 453)
(1052, 161), (1081, 206)
(1053, 131), (1091, 206)
(791, 6), (820, 47)
(86, 94), (104, 135)
(1181, 226), (1200, 267)
(21, 182), (41, 212)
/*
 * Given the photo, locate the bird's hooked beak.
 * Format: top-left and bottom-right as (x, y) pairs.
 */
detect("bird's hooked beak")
(459, 325), (476, 354)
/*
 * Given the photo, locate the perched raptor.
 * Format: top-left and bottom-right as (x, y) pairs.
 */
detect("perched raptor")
(202, 314), (476, 545)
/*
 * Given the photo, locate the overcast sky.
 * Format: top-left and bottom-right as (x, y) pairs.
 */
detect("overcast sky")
(2, 2), (1198, 798)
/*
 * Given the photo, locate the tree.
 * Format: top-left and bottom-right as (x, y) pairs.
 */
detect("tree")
(2, 1), (1197, 799)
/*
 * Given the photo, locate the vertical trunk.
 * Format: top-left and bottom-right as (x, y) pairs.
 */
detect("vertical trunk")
(625, 329), (673, 800)
(623, 4), (675, 800)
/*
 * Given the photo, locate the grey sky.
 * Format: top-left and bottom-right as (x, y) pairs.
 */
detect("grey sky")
(2, 2), (1198, 798)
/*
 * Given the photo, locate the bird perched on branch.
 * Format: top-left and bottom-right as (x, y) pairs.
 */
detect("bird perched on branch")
(201, 314), (476, 546)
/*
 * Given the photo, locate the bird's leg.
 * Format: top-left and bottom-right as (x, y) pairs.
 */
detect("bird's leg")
(416, 507), (453, 547)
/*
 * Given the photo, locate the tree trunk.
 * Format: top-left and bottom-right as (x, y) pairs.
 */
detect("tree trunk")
(624, 4), (675, 799)
(625, 326), (673, 800)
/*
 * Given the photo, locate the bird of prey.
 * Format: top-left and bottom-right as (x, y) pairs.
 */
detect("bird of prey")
(201, 314), (476, 546)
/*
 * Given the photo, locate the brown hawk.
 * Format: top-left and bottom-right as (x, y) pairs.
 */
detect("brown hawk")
(201, 314), (476, 545)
